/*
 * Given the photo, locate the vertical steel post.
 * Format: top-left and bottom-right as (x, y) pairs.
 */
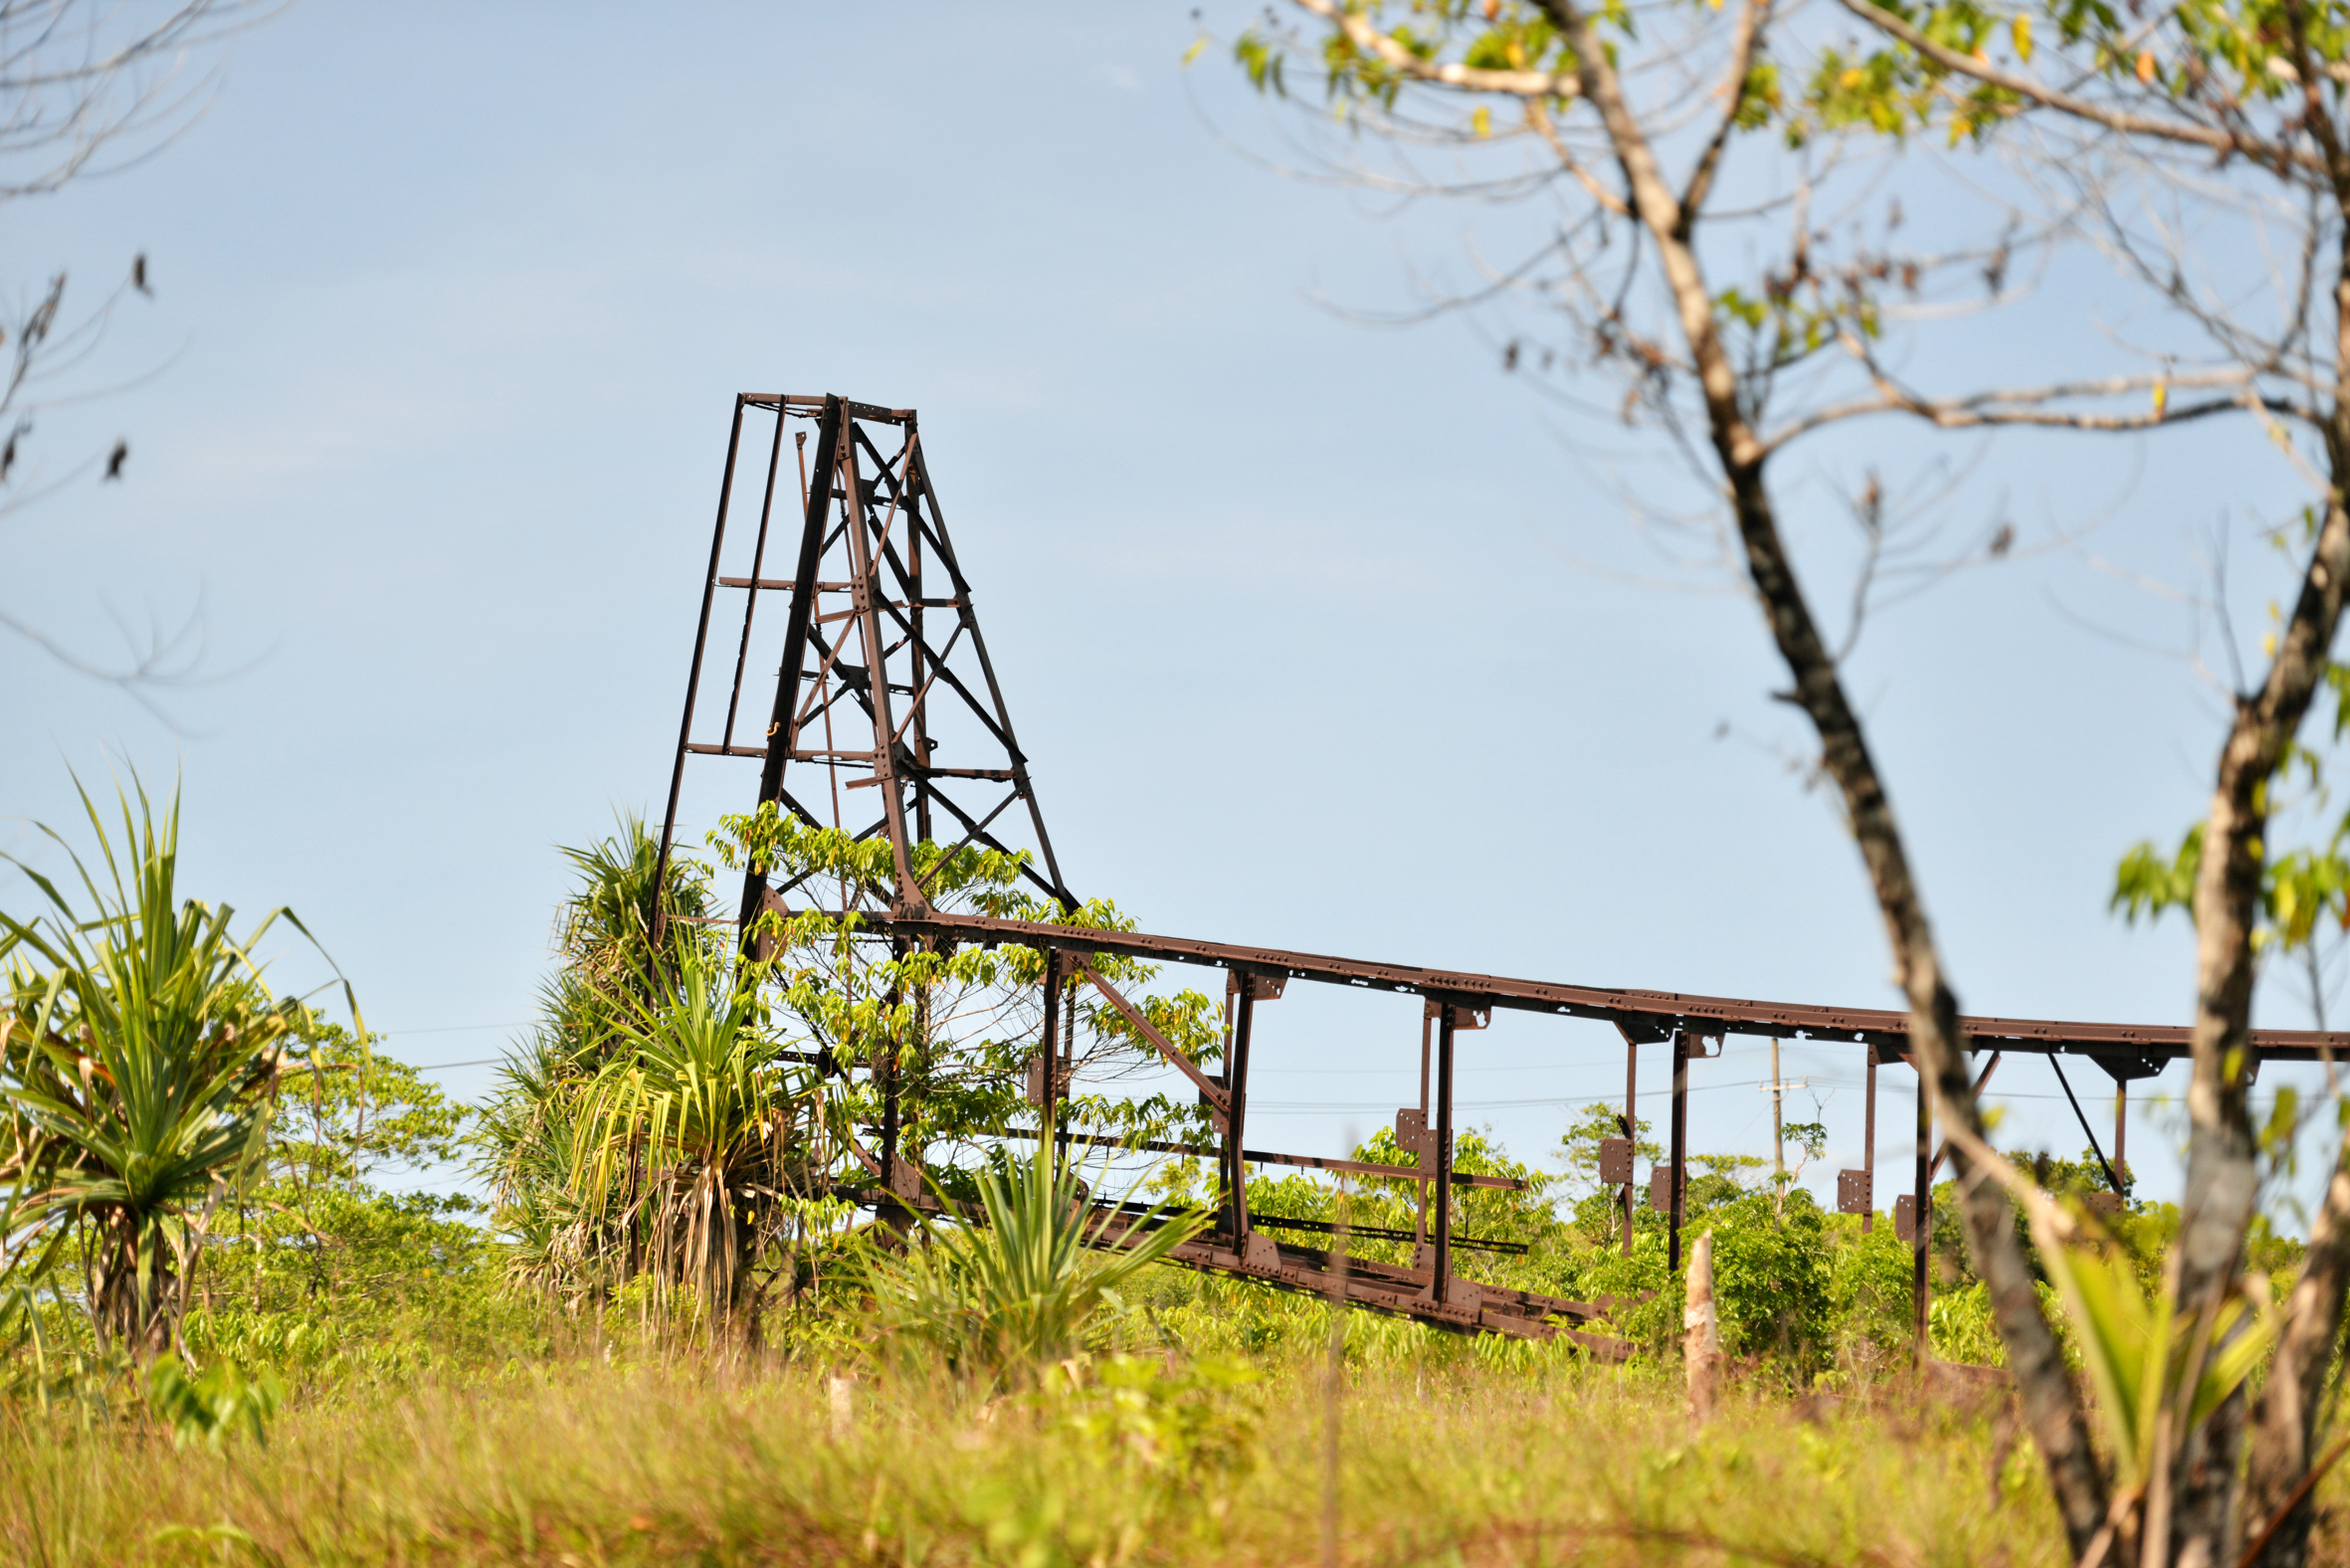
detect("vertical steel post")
(1622, 1036), (1637, 1256)
(1668, 1031), (1689, 1274)
(1227, 977), (1259, 1242)
(1913, 1060), (1931, 1364)
(1433, 1004), (1457, 1302)
(2115, 1083), (2128, 1192)
(1770, 1036), (1785, 1197)
(881, 942), (902, 1193)
(906, 422), (931, 848)
(655, 395), (748, 950)
(1216, 975), (1238, 1232)
(1415, 1007), (1433, 1251)
(1862, 1043), (1877, 1234)
(836, 436), (923, 908)
(743, 396), (845, 936)
(719, 405), (789, 750)
(1038, 947), (1062, 1165)
(1058, 979), (1076, 1175)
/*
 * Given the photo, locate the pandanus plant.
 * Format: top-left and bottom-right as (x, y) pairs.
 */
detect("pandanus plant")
(861, 1141), (1206, 1390)
(572, 946), (813, 1329)
(0, 777), (349, 1360)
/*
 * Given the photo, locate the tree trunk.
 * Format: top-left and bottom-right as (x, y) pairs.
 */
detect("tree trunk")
(2227, 93), (2350, 1568)
(2246, 1134), (2350, 1567)
(1685, 1230), (1721, 1426)
(1535, 0), (2114, 1547)
(87, 1206), (178, 1362)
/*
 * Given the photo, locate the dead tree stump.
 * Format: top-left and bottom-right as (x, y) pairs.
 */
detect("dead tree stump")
(1684, 1231), (1721, 1427)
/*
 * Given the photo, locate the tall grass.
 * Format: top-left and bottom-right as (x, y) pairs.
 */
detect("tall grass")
(0, 1356), (2127, 1568)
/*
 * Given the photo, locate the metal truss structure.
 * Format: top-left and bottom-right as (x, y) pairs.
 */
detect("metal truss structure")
(655, 393), (2350, 1353)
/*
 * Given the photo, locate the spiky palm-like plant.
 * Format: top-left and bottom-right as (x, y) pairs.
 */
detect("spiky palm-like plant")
(480, 814), (725, 1316)
(862, 1143), (1205, 1389)
(0, 776), (348, 1359)
(553, 812), (708, 1034)
(573, 948), (811, 1328)
(479, 1042), (610, 1308)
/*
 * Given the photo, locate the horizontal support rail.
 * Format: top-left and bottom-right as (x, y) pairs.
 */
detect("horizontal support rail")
(874, 910), (2350, 1064)
(1249, 1212), (1528, 1256)
(1000, 1127), (1527, 1191)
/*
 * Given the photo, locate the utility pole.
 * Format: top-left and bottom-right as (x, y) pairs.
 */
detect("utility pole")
(1758, 1044), (1808, 1215)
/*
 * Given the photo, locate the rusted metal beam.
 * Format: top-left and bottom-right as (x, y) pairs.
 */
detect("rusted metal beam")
(1668, 1031), (1688, 1274)
(650, 394), (747, 950)
(1432, 1002), (1457, 1303)
(1226, 975), (1262, 1241)
(1078, 962), (1229, 1115)
(1249, 1212), (1528, 1256)
(1912, 1065), (1930, 1364)
(1862, 1044), (1877, 1234)
(878, 908), (2350, 1063)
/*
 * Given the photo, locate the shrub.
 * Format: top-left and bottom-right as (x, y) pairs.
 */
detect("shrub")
(1829, 1218), (1915, 1371)
(1705, 1190), (1833, 1378)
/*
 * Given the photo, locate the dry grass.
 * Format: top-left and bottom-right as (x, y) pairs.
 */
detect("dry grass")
(0, 1354), (2140, 1568)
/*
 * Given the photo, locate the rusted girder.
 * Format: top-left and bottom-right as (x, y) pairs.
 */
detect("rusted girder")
(875, 908), (2350, 1066)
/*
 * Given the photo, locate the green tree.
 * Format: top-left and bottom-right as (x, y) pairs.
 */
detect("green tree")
(1226, 0), (2350, 1555)
(1220, 4), (2127, 1545)
(1803, 0), (2350, 1548)
(183, 1025), (521, 1380)
(488, 807), (1226, 1340)
(859, 1140), (1205, 1390)
(0, 775), (353, 1360)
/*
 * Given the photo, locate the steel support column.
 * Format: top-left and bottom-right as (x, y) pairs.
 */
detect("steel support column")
(1058, 978), (1077, 1174)
(1415, 1007), (1433, 1252)
(1667, 1031), (1689, 1274)
(1912, 1062), (1930, 1364)
(1862, 1044), (1877, 1235)
(881, 943), (903, 1197)
(2115, 1083), (2128, 1192)
(1433, 1003), (1457, 1302)
(653, 395), (748, 950)
(1226, 977), (1259, 1242)
(1039, 948), (1063, 1165)
(1623, 1035), (1638, 1256)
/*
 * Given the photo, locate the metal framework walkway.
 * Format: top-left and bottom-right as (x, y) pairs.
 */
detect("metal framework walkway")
(651, 393), (2350, 1349)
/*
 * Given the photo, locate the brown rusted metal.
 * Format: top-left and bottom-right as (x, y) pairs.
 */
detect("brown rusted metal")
(1861, 1043), (1877, 1233)
(880, 908), (2350, 1066)
(1432, 1001), (1457, 1303)
(1668, 1030), (1691, 1274)
(657, 394), (2350, 1354)
(1039, 1127), (1526, 1189)
(1837, 1169), (1872, 1215)
(1621, 1032), (1637, 1256)
(1912, 1067), (1930, 1362)
(651, 396), (748, 951)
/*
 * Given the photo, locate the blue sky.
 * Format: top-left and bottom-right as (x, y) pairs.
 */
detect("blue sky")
(0, 3), (2333, 1222)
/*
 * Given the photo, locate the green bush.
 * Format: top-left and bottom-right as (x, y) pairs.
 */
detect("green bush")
(1828, 1217), (1915, 1370)
(1705, 1191), (1833, 1377)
